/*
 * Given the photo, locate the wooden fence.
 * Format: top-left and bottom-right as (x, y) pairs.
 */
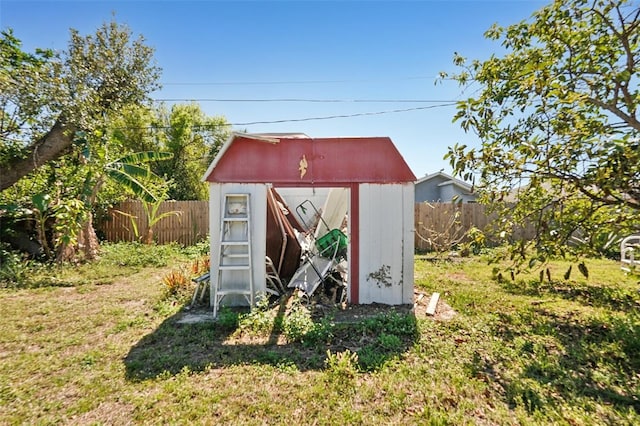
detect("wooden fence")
(99, 201), (209, 246)
(414, 202), (536, 252)
(100, 200), (531, 250)
(414, 202), (492, 252)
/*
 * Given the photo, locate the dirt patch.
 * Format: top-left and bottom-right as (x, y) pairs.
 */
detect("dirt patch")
(446, 272), (473, 283)
(180, 290), (456, 324)
(412, 290), (457, 321)
(323, 302), (414, 323)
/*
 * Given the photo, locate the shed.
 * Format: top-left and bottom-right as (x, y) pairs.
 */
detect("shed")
(203, 133), (416, 311)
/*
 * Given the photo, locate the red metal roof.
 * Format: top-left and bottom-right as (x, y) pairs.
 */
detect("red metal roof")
(203, 134), (416, 185)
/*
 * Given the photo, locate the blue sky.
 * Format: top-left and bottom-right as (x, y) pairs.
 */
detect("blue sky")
(1, 0), (545, 178)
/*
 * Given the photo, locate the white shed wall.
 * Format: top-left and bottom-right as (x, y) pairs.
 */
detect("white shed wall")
(358, 183), (414, 305)
(209, 183), (267, 306)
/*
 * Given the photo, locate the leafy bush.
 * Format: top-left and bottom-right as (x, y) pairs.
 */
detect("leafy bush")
(181, 238), (210, 258)
(216, 306), (240, 330)
(281, 301), (316, 343)
(237, 296), (277, 335)
(0, 243), (37, 288)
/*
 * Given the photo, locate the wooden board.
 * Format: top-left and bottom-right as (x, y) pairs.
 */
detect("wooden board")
(426, 292), (440, 316)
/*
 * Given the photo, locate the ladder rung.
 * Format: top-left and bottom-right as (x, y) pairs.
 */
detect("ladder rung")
(219, 265), (250, 270)
(216, 290), (252, 296)
(222, 253), (249, 258)
(221, 241), (249, 245)
(223, 217), (248, 222)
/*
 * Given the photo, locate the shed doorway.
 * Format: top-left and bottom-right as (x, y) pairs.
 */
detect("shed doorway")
(265, 186), (351, 305)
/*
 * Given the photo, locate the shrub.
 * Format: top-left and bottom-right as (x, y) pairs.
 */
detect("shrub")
(0, 243), (36, 288)
(162, 269), (191, 297)
(325, 349), (359, 382)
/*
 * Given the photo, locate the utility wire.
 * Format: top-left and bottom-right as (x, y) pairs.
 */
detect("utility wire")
(112, 103), (457, 130)
(153, 98), (457, 103)
(161, 76), (443, 86)
(232, 104), (457, 126)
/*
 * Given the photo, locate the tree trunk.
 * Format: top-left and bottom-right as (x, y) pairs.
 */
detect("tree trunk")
(144, 227), (154, 245)
(55, 215), (100, 263)
(78, 215), (100, 260)
(0, 118), (76, 191)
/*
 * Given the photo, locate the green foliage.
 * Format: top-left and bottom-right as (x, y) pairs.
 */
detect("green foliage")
(216, 306), (240, 330)
(234, 295), (336, 345)
(63, 21), (161, 131)
(104, 151), (173, 203)
(359, 311), (418, 338)
(50, 198), (86, 248)
(444, 0), (640, 272)
(1, 21), (166, 261)
(114, 198), (183, 245)
(237, 295), (277, 335)
(299, 317), (335, 347)
(324, 349), (360, 382)
(0, 243), (38, 288)
(280, 301), (316, 343)
(140, 199), (182, 244)
(0, 241), (192, 289)
(110, 103), (230, 200)
(355, 312), (418, 371)
(1, 21), (160, 189)
(181, 238), (210, 258)
(157, 103), (230, 200)
(0, 30), (57, 167)
(99, 241), (187, 268)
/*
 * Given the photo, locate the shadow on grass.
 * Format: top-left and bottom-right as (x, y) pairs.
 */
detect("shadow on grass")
(501, 278), (640, 312)
(480, 307), (640, 414)
(123, 302), (418, 381)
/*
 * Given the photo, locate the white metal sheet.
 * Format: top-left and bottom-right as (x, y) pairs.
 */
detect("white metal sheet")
(358, 183), (414, 305)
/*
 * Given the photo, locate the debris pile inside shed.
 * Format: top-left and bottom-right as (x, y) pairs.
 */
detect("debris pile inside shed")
(265, 187), (349, 306)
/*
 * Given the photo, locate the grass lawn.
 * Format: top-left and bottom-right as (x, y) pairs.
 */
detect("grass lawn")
(1, 243), (639, 424)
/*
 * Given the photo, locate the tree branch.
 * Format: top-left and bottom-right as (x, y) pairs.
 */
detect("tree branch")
(0, 117), (76, 191)
(587, 96), (640, 131)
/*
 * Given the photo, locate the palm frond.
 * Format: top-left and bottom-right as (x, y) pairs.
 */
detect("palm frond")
(114, 151), (173, 165)
(109, 163), (155, 180)
(106, 168), (157, 203)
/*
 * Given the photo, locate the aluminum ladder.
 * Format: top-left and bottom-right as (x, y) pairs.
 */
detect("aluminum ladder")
(213, 193), (253, 317)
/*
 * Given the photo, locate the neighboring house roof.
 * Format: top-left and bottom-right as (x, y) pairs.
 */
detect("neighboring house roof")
(203, 133), (417, 185)
(416, 171), (474, 193)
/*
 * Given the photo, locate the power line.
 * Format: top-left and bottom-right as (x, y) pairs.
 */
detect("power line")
(160, 76), (442, 86)
(112, 103), (457, 131)
(232, 104), (457, 126)
(153, 98), (457, 103)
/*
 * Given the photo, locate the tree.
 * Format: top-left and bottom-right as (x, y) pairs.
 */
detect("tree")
(444, 0), (639, 272)
(157, 103), (230, 200)
(0, 21), (160, 190)
(110, 103), (230, 200)
(0, 22), (163, 261)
